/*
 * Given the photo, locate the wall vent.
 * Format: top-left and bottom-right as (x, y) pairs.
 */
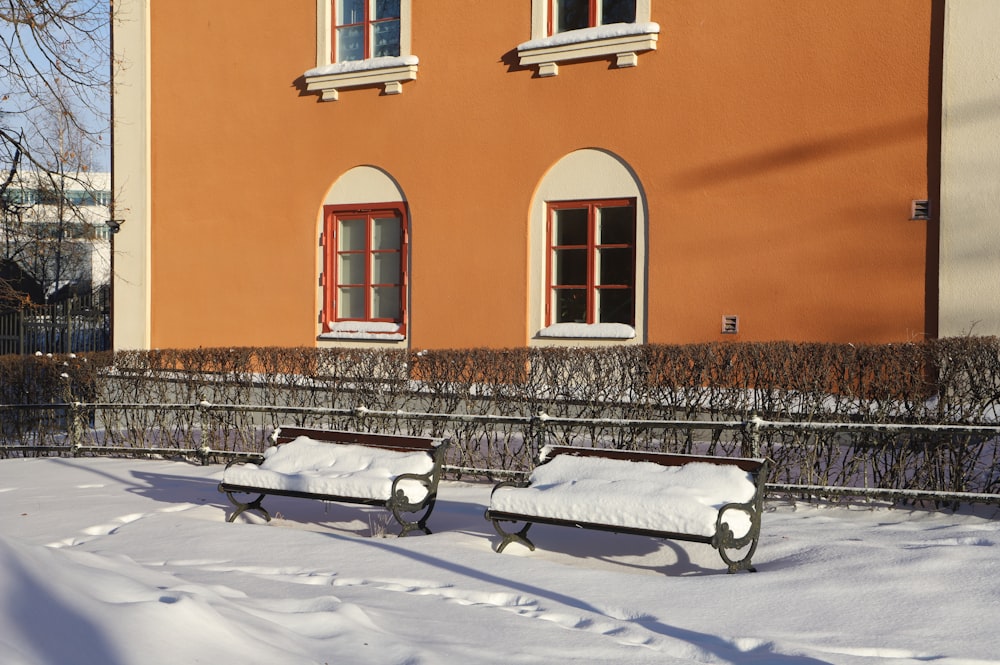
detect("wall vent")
(911, 199), (931, 221)
(722, 315), (739, 335)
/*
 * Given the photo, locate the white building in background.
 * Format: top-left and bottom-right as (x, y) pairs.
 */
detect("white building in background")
(0, 171), (112, 301)
(939, 1), (1000, 337)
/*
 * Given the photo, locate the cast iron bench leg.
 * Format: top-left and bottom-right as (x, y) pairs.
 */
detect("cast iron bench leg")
(392, 500), (436, 537)
(490, 517), (535, 553)
(222, 490), (271, 523)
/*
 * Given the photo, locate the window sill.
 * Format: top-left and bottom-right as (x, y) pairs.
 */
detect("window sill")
(517, 22), (659, 77)
(320, 321), (406, 342)
(537, 323), (636, 340)
(304, 55), (419, 101)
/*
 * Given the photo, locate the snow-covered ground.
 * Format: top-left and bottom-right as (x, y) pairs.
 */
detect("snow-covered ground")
(1, 456), (998, 665)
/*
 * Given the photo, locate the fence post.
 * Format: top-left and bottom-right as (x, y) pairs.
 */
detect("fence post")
(61, 372), (83, 454)
(197, 398), (215, 457)
(354, 405), (369, 431)
(65, 299), (72, 354)
(745, 413), (763, 458)
(533, 411), (549, 463)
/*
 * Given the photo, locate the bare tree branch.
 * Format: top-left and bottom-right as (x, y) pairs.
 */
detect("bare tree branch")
(1, 0), (110, 161)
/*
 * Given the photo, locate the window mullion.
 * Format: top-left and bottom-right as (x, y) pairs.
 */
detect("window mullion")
(363, 0), (372, 59)
(364, 213), (374, 321)
(587, 203), (598, 325)
(399, 218), (409, 329)
(324, 211), (335, 324)
(545, 206), (553, 325)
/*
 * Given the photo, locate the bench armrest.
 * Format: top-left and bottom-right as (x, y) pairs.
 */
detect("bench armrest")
(390, 471), (434, 511)
(714, 501), (758, 547)
(388, 438), (450, 511)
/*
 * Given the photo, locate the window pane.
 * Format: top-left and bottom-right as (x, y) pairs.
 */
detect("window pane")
(602, 0), (636, 25)
(337, 25), (364, 61)
(553, 289), (587, 323)
(598, 206), (634, 245)
(339, 253), (365, 285)
(597, 288), (634, 325)
(372, 216), (401, 250)
(553, 248), (587, 286)
(339, 0), (365, 24)
(372, 252), (400, 284)
(372, 19), (400, 57)
(553, 208), (588, 246)
(598, 247), (632, 285)
(338, 286), (365, 318)
(338, 218), (366, 251)
(556, 0), (590, 32)
(375, 0), (401, 20)
(372, 286), (400, 319)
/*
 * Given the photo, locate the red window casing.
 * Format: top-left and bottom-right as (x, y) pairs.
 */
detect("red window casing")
(546, 198), (636, 327)
(547, 0), (637, 35)
(322, 202), (408, 334)
(333, 0), (402, 62)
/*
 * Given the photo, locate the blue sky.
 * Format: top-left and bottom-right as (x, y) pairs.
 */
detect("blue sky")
(1, 1), (111, 172)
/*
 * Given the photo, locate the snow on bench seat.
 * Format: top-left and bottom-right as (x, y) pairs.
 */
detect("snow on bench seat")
(488, 454), (757, 538)
(222, 437), (436, 502)
(219, 428), (449, 536)
(485, 446), (769, 573)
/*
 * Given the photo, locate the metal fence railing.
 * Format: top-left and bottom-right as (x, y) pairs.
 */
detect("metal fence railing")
(1, 401), (999, 508)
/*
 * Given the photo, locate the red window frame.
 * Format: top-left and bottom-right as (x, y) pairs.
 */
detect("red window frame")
(547, 0), (636, 35)
(332, 0), (401, 62)
(322, 202), (408, 335)
(546, 198), (636, 327)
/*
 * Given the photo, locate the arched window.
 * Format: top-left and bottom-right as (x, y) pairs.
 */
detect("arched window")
(318, 166), (409, 344)
(530, 149), (647, 344)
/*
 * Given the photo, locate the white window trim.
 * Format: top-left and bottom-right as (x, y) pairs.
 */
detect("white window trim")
(520, 0), (657, 77)
(306, 0), (416, 101)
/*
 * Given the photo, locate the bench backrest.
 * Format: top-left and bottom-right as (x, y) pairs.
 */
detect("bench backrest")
(274, 427), (441, 453)
(543, 445), (766, 475)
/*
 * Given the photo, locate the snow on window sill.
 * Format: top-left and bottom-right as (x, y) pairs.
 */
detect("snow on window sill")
(319, 321), (406, 341)
(304, 55), (419, 102)
(537, 323), (636, 339)
(517, 23), (659, 77)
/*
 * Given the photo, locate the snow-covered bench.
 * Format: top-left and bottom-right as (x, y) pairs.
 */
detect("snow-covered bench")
(219, 427), (449, 536)
(485, 446), (769, 573)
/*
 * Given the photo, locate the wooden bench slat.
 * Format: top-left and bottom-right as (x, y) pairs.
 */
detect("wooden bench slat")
(275, 427), (439, 452)
(544, 445), (766, 473)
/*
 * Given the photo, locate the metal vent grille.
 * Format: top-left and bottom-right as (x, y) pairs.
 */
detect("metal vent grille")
(911, 199), (931, 221)
(722, 315), (739, 334)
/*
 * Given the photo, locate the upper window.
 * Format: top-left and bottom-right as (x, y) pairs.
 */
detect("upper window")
(550, 0), (636, 35)
(547, 199), (636, 327)
(335, 0), (401, 62)
(304, 0), (417, 101)
(322, 203), (408, 339)
(520, 0), (657, 76)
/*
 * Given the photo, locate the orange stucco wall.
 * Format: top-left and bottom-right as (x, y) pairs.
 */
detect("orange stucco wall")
(147, 1), (932, 350)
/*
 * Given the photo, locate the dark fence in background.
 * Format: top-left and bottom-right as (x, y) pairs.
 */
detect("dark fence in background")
(0, 293), (110, 355)
(1, 401), (999, 508)
(2, 339), (1000, 507)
